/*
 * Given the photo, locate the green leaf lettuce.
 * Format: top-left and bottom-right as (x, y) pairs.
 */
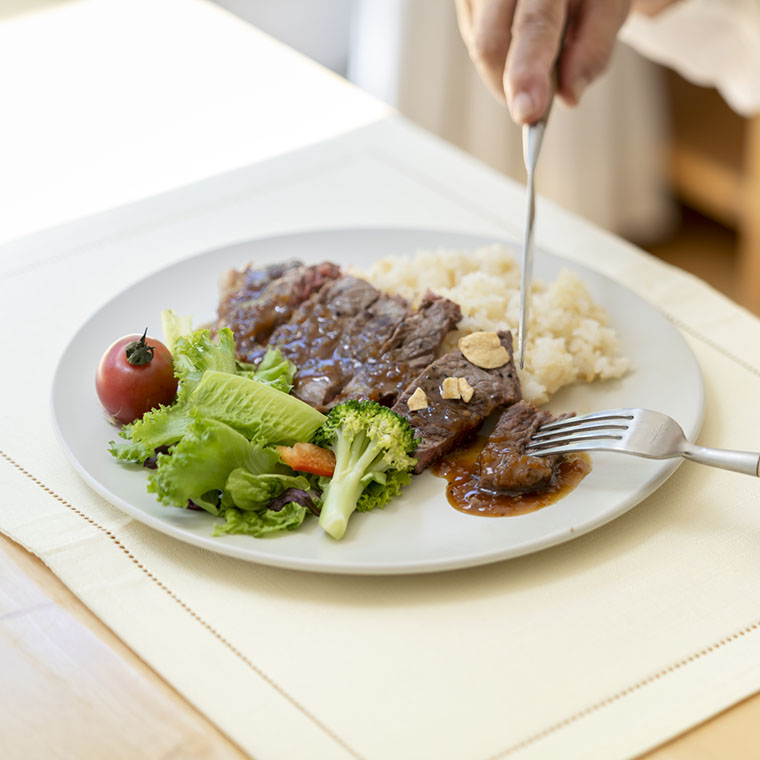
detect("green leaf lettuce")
(224, 470), (310, 510)
(172, 327), (239, 399)
(190, 371), (325, 445)
(213, 502), (308, 538)
(246, 346), (297, 393)
(161, 308), (194, 355)
(147, 416), (279, 514)
(110, 326), (309, 463)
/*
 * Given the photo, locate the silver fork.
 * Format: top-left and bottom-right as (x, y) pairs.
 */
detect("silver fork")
(526, 408), (760, 477)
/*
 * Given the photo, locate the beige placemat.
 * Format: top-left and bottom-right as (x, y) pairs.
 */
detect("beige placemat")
(3, 213), (760, 759)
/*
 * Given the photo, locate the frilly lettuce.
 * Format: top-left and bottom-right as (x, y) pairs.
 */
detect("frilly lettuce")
(213, 502), (307, 538)
(109, 403), (193, 462)
(241, 346), (297, 393)
(172, 327), (239, 399)
(147, 416), (280, 514)
(145, 416), (313, 537)
(223, 470), (310, 510)
(110, 318), (321, 539)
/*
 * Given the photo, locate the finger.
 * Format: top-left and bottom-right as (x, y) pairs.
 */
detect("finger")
(504, 0), (567, 123)
(557, 1), (630, 105)
(455, 0), (474, 45)
(464, 0), (516, 102)
(631, 0), (674, 16)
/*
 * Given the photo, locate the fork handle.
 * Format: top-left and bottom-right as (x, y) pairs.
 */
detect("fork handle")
(681, 443), (760, 476)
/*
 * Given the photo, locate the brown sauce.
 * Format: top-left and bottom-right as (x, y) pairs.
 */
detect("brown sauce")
(431, 436), (591, 517)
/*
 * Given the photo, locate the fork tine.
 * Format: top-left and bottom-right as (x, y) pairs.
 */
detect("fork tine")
(531, 421), (629, 441)
(525, 440), (621, 456)
(527, 430), (623, 451)
(537, 408), (637, 432)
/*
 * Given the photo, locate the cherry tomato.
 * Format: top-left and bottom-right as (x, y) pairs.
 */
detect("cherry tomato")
(96, 330), (177, 425)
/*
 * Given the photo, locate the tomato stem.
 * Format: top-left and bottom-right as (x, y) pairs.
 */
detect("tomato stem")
(125, 328), (155, 366)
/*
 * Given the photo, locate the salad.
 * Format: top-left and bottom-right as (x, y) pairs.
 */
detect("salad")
(102, 311), (419, 540)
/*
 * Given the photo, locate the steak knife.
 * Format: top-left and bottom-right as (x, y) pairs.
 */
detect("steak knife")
(518, 89), (554, 370)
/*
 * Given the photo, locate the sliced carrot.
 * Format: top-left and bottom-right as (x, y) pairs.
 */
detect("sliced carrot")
(276, 442), (336, 477)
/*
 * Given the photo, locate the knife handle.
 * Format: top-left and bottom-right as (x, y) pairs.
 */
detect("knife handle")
(535, 67), (558, 126)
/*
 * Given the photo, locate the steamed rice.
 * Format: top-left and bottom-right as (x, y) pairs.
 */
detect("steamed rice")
(359, 244), (629, 404)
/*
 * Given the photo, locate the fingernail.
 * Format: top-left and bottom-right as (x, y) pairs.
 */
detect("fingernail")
(510, 91), (534, 124)
(570, 75), (590, 104)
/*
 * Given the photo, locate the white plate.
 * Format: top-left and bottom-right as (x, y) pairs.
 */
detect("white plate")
(52, 228), (704, 574)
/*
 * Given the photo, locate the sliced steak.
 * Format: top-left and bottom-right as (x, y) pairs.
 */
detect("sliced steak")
(476, 400), (571, 493)
(267, 276), (407, 410)
(218, 261), (341, 359)
(335, 292), (462, 406)
(216, 260), (300, 336)
(218, 259), (299, 307)
(377, 292), (462, 363)
(392, 331), (521, 472)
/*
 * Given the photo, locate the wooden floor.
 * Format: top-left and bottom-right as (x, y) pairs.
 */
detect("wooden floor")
(642, 202), (743, 307)
(0, 532), (246, 759)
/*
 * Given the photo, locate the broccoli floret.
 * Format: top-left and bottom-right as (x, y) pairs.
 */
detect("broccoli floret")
(312, 400), (418, 540)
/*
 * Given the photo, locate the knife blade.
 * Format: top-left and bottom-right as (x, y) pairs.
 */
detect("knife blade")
(518, 90), (554, 371)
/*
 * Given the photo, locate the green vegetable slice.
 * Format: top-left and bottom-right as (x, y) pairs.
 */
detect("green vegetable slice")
(191, 370), (325, 445)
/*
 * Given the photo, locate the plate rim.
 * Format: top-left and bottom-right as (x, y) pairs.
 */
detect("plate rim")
(51, 226), (705, 575)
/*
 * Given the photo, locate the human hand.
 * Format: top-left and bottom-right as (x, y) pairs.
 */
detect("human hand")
(456, 0), (641, 124)
(632, 0), (678, 15)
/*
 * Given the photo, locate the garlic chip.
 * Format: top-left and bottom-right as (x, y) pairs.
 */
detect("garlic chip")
(441, 377), (461, 399)
(407, 387), (429, 411)
(458, 377), (475, 402)
(458, 331), (509, 369)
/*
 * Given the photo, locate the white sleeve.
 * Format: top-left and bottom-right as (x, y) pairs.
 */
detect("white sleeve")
(620, 0), (760, 115)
